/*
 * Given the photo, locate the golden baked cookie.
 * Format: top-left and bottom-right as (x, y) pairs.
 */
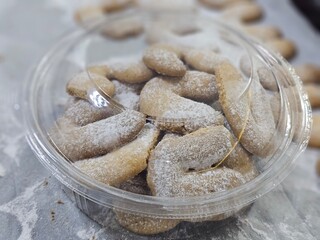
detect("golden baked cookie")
(74, 0), (134, 26)
(140, 77), (223, 133)
(184, 49), (227, 74)
(74, 124), (159, 186)
(239, 55), (251, 77)
(265, 90), (281, 125)
(242, 25), (282, 41)
(111, 80), (142, 110)
(304, 84), (320, 108)
(143, 45), (187, 77)
(102, 16), (144, 40)
(66, 71), (115, 100)
(102, 0), (135, 13)
(115, 172), (180, 235)
(309, 115), (320, 148)
(109, 60), (154, 84)
(222, 126), (258, 182)
(74, 6), (105, 26)
(51, 110), (145, 161)
(216, 62), (276, 157)
(295, 64), (320, 84)
(115, 211), (180, 235)
(266, 39), (296, 60)
(147, 126), (246, 197)
(88, 59), (154, 84)
(86, 65), (113, 77)
(179, 70), (218, 102)
(61, 98), (114, 127)
(222, 2), (263, 23)
(258, 67), (278, 92)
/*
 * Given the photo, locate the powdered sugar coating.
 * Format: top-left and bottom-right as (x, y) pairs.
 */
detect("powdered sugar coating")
(102, 16), (144, 40)
(239, 54), (251, 77)
(180, 70), (218, 102)
(184, 49), (227, 74)
(266, 90), (281, 125)
(109, 60), (154, 84)
(74, 123), (159, 186)
(223, 120), (259, 182)
(115, 211), (180, 235)
(66, 71), (115, 100)
(112, 80), (142, 110)
(147, 126), (246, 197)
(265, 38), (296, 60)
(143, 46), (187, 77)
(150, 42), (185, 58)
(51, 110), (145, 161)
(140, 77), (223, 133)
(258, 67), (278, 91)
(242, 25), (282, 41)
(216, 62), (276, 157)
(61, 98), (113, 126)
(158, 96), (224, 133)
(115, 170), (181, 235)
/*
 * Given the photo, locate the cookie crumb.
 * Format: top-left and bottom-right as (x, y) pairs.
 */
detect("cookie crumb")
(43, 178), (48, 187)
(56, 200), (64, 205)
(316, 159), (320, 176)
(50, 210), (55, 222)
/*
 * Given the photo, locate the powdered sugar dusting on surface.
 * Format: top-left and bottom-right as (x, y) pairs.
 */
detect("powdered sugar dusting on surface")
(140, 77), (224, 132)
(52, 110), (145, 161)
(148, 126), (246, 197)
(69, 71), (92, 85)
(112, 80), (141, 110)
(74, 124), (158, 185)
(144, 47), (186, 75)
(161, 95), (224, 132)
(184, 48), (226, 74)
(63, 98), (112, 126)
(181, 71), (218, 101)
(217, 63), (275, 156)
(108, 58), (143, 73)
(0, 182), (41, 240)
(79, 109), (143, 148)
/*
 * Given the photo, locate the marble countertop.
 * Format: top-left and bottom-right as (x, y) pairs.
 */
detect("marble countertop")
(0, 0), (319, 239)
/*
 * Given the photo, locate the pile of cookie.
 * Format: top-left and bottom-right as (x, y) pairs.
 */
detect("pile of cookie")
(74, 0), (297, 61)
(49, 0), (318, 234)
(74, 0), (320, 178)
(51, 34), (284, 233)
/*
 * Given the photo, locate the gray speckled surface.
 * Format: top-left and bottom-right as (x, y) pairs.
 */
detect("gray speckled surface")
(0, 0), (320, 239)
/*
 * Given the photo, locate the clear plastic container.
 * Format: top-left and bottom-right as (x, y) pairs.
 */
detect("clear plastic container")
(23, 10), (312, 239)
